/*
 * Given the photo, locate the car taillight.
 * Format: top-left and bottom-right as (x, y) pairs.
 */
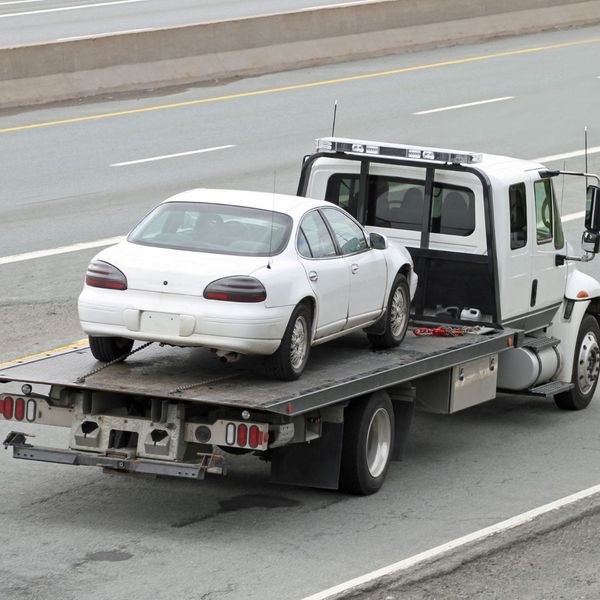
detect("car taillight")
(85, 260), (127, 290)
(204, 276), (266, 302)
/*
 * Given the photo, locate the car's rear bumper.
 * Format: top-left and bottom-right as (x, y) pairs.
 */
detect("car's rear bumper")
(78, 287), (293, 355)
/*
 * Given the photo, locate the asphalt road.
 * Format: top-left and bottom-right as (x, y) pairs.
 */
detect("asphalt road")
(1, 24), (600, 600)
(0, 0), (376, 47)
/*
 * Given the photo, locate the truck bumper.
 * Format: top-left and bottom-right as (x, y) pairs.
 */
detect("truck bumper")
(3, 431), (226, 480)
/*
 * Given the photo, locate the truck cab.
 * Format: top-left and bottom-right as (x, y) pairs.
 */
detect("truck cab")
(298, 137), (600, 407)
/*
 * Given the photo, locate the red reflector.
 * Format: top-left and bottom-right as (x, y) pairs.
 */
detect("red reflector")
(0, 398), (3, 413)
(249, 425), (259, 449)
(14, 398), (25, 421)
(3, 396), (14, 419)
(237, 424), (248, 447)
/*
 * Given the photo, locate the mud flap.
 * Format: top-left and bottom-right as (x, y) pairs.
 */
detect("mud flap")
(269, 422), (344, 490)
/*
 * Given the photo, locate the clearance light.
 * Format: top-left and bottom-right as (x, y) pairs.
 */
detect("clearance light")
(316, 137), (483, 164)
(576, 291), (590, 298)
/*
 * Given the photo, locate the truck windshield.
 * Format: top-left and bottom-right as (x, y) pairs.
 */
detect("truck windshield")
(127, 201), (293, 256)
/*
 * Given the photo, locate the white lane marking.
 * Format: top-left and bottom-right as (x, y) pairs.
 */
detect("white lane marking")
(413, 96), (514, 115)
(533, 146), (600, 163)
(302, 483), (600, 600)
(0, 0), (150, 18)
(110, 144), (236, 167)
(0, 0), (45, 6)
(0, 236), (124, 266)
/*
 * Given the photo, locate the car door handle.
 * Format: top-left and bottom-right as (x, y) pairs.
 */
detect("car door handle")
(351, 264), (359, 274)
(308, 271), (318, 282)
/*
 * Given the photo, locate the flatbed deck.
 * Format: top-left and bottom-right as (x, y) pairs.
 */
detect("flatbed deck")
(0, 328), (516, 416)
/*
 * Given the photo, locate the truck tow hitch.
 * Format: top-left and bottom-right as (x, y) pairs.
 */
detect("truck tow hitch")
(3, 430), (227, 480)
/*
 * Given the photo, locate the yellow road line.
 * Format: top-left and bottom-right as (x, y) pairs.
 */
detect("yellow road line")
(0, 339), (88, 368)
(2, 36), (599, 134)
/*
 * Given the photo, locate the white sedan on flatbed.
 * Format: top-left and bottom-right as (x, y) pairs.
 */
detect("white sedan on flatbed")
(78, 189), (417, 380)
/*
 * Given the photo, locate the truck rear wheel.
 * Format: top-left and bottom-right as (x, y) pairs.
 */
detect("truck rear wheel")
(368, 274), (410, 349)
(555, 314), (600, 410)
(263, 303), (312, 381)
(89, 336), (134, 362)
(339, 391), (394, 495)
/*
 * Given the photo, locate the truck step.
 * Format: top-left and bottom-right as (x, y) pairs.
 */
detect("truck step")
(521, 336), (560, 351)
(528, 380), (573, 398)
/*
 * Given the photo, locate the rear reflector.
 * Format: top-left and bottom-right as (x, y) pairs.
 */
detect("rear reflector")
(14, 398), (25, 421)
(237, 424), (248, 447)
(3, 396), (14, 419)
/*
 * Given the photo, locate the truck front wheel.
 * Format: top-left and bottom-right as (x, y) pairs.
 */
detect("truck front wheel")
(555, 314), (600, 410)
(340, 391), (395, 495)
(89, 336), (134, 362)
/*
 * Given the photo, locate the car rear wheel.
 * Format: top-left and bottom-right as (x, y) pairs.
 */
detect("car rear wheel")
(264, 303), (312, 381)
(89, 336), (134, 362)
(368, 274), (410, 349)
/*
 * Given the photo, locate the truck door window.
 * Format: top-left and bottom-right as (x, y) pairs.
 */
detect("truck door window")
(533, 179), (564, 248)
(298, 211), (337, 258)
(509, 183), (527, 249)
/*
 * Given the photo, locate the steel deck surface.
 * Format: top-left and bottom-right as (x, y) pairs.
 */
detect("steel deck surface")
(0, 329), (516, 415)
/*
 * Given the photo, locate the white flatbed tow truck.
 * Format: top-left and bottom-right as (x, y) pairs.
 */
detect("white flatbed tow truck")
(2, 137), (600, 495)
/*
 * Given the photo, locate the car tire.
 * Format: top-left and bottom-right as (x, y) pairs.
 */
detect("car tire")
(89, 336), (134, 362)
(263, 303), (312, 381)
(555, 314), (600, 410)
(367, 274), (410, 349)
(339, 391), (395, 495)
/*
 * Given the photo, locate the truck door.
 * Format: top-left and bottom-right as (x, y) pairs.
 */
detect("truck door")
(527, 174), (567, 323)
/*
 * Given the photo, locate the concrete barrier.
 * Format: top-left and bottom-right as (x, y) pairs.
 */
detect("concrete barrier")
(1, 0), (600, 108)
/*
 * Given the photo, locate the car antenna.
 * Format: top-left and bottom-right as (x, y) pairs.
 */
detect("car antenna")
(331, 100), (338, 136)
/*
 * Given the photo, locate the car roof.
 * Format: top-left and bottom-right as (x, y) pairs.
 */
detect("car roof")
(161, 188), (329, 216)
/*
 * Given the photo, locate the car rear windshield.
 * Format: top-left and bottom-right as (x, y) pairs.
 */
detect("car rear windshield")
(128, 201), (293, 256)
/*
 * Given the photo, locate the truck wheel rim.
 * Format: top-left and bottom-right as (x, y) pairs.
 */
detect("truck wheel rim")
(577, 331), (600, 395)
(290, 315), (308, 370)
(390, 286), (407, 337)
(366, 407), (392, 478)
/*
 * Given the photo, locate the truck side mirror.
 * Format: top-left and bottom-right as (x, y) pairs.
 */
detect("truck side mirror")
(582, 231), (600, 254)
(369, 232), (388, 250)
(585, 184), (600, 233)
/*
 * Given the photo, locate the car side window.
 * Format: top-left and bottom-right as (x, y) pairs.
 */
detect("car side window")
(321, 208), (368, 255)
(298, 211), (337, 258)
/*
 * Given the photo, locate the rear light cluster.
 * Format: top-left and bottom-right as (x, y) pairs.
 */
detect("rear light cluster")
(225, 422), (268, 449)
(85, 260), (128, 290)
(0, 396), (36, 422)
(204, 276), (266, 303)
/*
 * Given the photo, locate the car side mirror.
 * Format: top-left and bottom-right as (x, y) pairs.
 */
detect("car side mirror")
(582, 230), (600, 254)
(585, 184), (600, 233)
(369, 232), (388, 250)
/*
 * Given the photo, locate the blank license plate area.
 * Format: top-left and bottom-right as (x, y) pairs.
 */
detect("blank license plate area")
(141, 311), (180, 334)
